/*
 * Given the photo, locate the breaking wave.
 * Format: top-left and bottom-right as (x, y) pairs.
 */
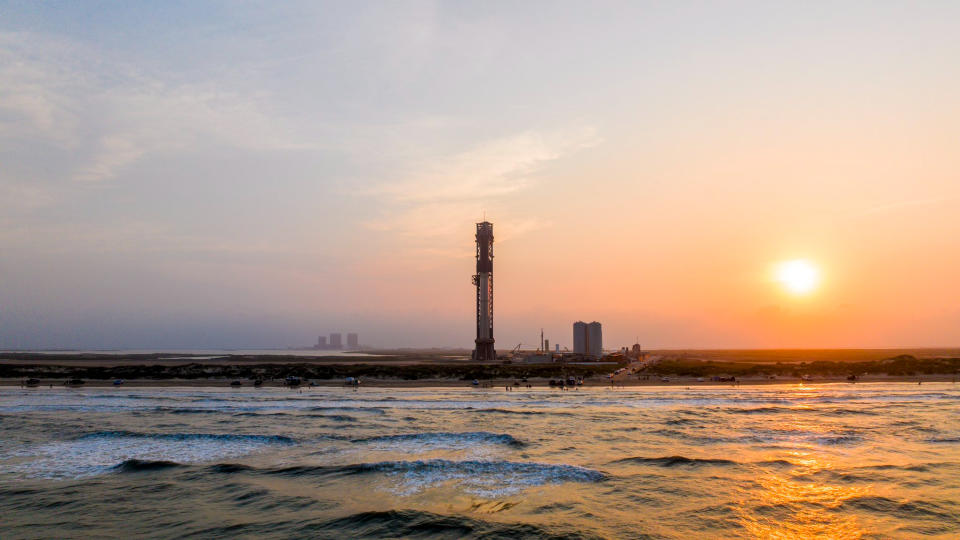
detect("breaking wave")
(78, 431), (296, 445)
(203, 459), (604, 497)
(352, 431), (525, 448)
(10, 431), (295, 480)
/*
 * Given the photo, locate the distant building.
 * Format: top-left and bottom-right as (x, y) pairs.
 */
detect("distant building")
(587, 322), (602, 357)
(572, 321), (603, 358)
(347, 333), (359, 348)
(329, 333), (342, 349)
(573, 321), (587, 355)
(317, 336), (327, 349)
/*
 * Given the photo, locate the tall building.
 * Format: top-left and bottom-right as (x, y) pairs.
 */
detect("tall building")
(587, 321), (603, 357)
(317, 335), (327, 349)
(573, 321), (587, 354)
(472, 221), (495, 361)
(572, 321), (603, 358)
(347, 333), (359, 348)
(329, 333), (342, 349)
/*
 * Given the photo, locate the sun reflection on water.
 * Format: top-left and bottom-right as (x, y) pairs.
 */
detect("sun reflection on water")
(736, 452), (872, 539)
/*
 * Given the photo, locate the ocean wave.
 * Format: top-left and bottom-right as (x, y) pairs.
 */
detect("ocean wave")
(161, 407), (221, 415)
(231, 411), (358, 422)
(112, 459), (184, 472)
(205, 459), (604, 497)
(9, 431), (295, 480)
(611, 455), (740, 467)
(352, 432), (525, 448)
(723, 405), (879, 416)
(471, 408), (547, 416)
(77, 431), (296, 445)
(610, 455), (795, 468)
(303, 509), (603, 539)
(844, 496), (960, 523)
(308, 406), (386, 415)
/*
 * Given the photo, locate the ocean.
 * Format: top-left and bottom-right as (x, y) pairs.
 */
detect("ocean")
(1, 383), (958, 538)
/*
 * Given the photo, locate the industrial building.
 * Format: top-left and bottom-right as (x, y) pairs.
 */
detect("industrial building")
(573, 321), (603, 358)
(472, 221), (496, 361)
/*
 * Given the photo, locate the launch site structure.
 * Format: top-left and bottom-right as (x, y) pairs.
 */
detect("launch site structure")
(472, 221), (496, 361)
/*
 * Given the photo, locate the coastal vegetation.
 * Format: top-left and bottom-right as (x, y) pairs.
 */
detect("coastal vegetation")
(645, 355), (960, 378)
(0, 359), (623, 381)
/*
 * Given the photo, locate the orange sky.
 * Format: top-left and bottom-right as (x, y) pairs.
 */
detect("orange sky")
(2, 3), (958, 349)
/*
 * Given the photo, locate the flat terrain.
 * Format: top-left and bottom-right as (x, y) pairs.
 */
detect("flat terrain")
(649, 348), (960, 363)
(1, 349), (958, 388)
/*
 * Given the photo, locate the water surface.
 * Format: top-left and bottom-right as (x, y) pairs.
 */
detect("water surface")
(1, 383), (958, 538)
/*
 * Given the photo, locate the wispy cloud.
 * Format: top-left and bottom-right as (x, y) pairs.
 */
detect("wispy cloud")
(363, 127), (598, 249)
(0, 31), (311, 184)
(370, 128), (600, 203)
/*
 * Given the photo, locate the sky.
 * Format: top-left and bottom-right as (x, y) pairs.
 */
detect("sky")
(2, 1), (959, 350)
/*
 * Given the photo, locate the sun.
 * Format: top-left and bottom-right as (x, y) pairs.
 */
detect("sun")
(775, 259), (821, 295)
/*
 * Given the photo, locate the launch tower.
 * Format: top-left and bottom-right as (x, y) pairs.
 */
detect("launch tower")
(472, 221), (495, 361)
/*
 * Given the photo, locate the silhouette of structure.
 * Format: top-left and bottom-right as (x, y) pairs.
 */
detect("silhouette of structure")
(329, 333), (342, 349)
(347, 333), (359, 348)
(573, 322), (586, 354)
(573, 321), (603, 358)
(472, 221), (496, 361)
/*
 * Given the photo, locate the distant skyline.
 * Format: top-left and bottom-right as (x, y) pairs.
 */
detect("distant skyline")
(2, 2), (959, 350)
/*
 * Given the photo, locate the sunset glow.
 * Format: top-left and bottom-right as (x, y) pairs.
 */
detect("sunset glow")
(1, 3), (959, 350)
(776, 260), (821, 296)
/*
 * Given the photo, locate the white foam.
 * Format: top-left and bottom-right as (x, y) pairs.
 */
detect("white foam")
(7, 432), (289, 480)
(366, 459), (604, 497)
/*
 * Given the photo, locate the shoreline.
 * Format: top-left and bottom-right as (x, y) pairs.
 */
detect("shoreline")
(2, 374), (957, 389)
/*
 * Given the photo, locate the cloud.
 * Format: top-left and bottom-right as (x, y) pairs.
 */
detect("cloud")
(74, 136), (146, 183)
(371, 127), (600, 203)
(363, 127), (598, 245)
(0, 31), (312, 184)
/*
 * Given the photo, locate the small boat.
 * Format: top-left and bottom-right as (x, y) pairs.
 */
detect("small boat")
(471, 379), (480, 386)
(25, 378), (40, 387)
(253, 379), (264, 387)
(65, 378), (85, 386)
(230, 380), (243, 387)
(284, 376), (302, 387)
(113, 379), (125, 386)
